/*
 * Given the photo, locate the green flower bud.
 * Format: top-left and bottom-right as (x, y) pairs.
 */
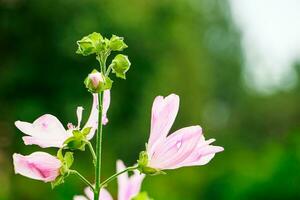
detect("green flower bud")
(109, 35), (128, 51)
(76, 32), (104, 56)
(137, 151), (165, 176)
(110, 54), (131, 79)
(84, 69), (113, 93)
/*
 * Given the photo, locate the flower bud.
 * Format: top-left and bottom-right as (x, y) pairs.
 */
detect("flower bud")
(84, 70), (113, 93)
(111, 54), (131, 79)
(109, 35), (128, 51)
(76, 32), (104, 56)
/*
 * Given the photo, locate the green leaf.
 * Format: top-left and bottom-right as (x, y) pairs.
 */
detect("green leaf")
(131, 192), (153, 200)
(111, 54), (131, 79)
(109, 35), (128, 51)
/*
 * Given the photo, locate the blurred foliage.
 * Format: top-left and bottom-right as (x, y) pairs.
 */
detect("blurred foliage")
(0, 0), (300, 199)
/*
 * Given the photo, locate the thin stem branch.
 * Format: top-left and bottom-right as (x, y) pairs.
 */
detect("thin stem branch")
(99, 166), (138, 188)
(70, 170), (94, 190)
(85, 140), (96, 163)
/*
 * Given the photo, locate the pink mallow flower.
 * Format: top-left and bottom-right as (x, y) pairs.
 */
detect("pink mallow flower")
(14, 91), (110, 148)
(74, 160), (145, 200)
(13, 152), (61, 182)
(141, 94), (223, 172)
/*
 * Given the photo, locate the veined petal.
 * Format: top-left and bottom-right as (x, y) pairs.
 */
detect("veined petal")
(148, 94), (179, 156)
(85, 90), (110, 140)
(173, 141), (224, 168)
(15, 114), (70, 148)
(117, 160), (129, 200)
(13, 152), (61, 182)
(102, 90), (111, 125)
(149, 126), (202, 170)
(117, 160), (145, 200)
(22, 136), (66, 148)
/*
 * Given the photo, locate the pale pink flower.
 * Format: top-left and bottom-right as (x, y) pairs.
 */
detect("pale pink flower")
(117, 160), (145, 200)
(145, 94), (223, 170)
(74, 160), (144, 200)
(13, 152), (61, 182)
(14, 91), (110, 148)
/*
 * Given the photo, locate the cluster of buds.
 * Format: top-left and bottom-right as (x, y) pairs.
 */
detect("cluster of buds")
(76, 32), (131, 93)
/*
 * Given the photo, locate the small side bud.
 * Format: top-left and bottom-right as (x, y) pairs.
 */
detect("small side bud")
(137, 151), (165, 176)
(109, 35), (128, 51)
(84, 69), (113, 93)
(76, 32), (104, 56)
(110, 54), (131, 79)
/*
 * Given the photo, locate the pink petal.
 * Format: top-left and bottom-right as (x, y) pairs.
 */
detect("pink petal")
(84, 187), (113, 200)
(117, 160), (129, 200)
(15, 114), (70, 148)
(117, 160), (145, 200)
(77, 106), (84, 128)
(13, 152), (61, 182)
(149, 126), (202, 170)
(174, 141), (224, 168)
(148, 94), (179, 157)
(85, 90), (110, 140)
(73, 196), (88, 200)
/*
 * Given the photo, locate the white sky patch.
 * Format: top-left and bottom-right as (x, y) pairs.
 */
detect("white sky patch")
(229, 0), (300, 94)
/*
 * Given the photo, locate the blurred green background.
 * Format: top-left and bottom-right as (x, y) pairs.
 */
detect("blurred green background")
(1, 0), (300, 199)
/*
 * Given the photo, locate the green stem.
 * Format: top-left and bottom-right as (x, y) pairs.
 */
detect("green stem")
(86, 140), (96, 163)
(94, 91), (103, 200)
(70, 170), (94, 190)
(99, 165), (138, 188)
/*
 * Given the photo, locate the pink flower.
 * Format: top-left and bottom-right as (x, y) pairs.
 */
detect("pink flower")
(13, 152), (61, 182)
(14, 91), (110, 148)
(73, 187), (112, 200)
(74, 160), (144, 200)
(144, 94), (223, 171)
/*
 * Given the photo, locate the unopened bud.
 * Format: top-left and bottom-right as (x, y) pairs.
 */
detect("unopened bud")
(84, 70), (113, 93)
(111, 54), (131, 79)
(109, 35), (128, 51)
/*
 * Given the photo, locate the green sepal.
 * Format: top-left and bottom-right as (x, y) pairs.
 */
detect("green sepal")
(131, 192), (154, 200)
(109, 35), (128, 51)
(76, 32), (104, 56)
(137, 151), (166, 176)
(51, 151), (74, 189)
(110, 54), (131, 79)
(64, 152), (74, 169)
(51, 175), (65, 189)
(82, 127), (92, 136)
